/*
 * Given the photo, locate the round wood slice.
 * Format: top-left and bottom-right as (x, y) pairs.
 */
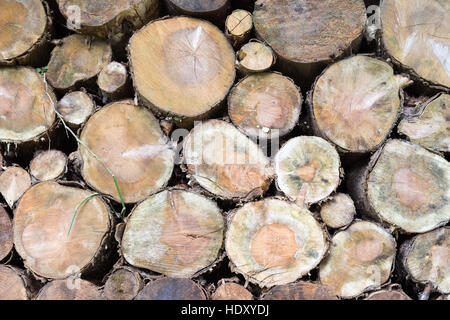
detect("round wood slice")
(57, 91), (95, 129)
(46, 34), (112, 91)
(97, 61), (130, 101)
(0, 0), (49, 66)
(56, 0), (159, 42)
(0, 166), (31, 208)
(225, 9), (253, 47)
(253, 0), (366, 83)
(398, 93), (450, 153)
(0, 265), (30, 300)
(365, 285), (412, 300)
(310, 55), (412, 153)
(79, 100), (174, 204)
(381, 0), (450, 89)
(274, 136), (341, 206)
(122, 189), (224, 278)
(103, 267), (143, 300)
(320, 193), (355, 229)
(183, 119), (273, 200)
(319, 221), (396, 298)
(0, 207), (13, 261)
(228, 72), (302, 140)
(129, 17), (235, 125)
(211, 282), (253, 300)
(0, 67), (56, 145)
(30, 150), (67, 181)
(135, 277), (207, 300)
(236, 40), (275, 75)
(13, 181), (112, 279)
(36, 279), (103, 300)
(261, 281), (338, 300)
(400, 227), (449, 294)
(350, 139), (450, 234)
(163, 0), (231, 24)
(226, 198), (328, 287)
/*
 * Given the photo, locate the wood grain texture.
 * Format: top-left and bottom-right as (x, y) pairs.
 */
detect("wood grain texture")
(135, 277), (207, 300)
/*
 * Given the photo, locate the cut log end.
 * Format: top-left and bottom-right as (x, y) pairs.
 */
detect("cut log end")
(261, 281), (338, 300)
(236, 41), (275, 74)
(398, 94), (450, 153)
(0, 206), (13, 261)
(319, 221), (396, 298)
(381, 0), (450, 89)
(228, 72), (302, 140)
(183, 120), (273, 200)
(226, 198), (327, 287)
(0, 67), (56, 144)
(0, 265), (30, 300)
(225, 9), (253, 47)
(0, 166), (31, 208)
(211, 282), (253, 300)
(122, 190), (224, 278)
(103, 267), (143, 300)
(46, 34), (112, 90)
(320, 193), (355, 229)
(0, 0), (48, 64)
(164, 0), (231, 24)
(36, 279), (103, 300)
(97, 61), (130, 100)
(365, 140), (450, 233)
(365, 286), (412, 300)
(129, 17), (235, 123)
(402, 227), (449, 294)
(311, 55), (411, 153)
(135, 277), (207, 300)
(274, 136), (341, 206)
(30, 150), (67, 181)
(13, 181), (112, 279)
(57, 91), (95, 128)
(80, 100), (174, 203)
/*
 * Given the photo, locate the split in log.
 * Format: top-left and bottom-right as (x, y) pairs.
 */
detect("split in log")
(163, 0), (231, 25)
(225, 9), (253, 48)
(398, 93), (450, 153)
(56, 0), (160, 43)
(183, 120), (273, 201)
(122, 189), (224, 277)
(236, 40), (275, 75)
(129, 17), (235, 126)
(79, 100), (175, 203)
(320, 193), (355, 229)
(13, 181), (112, 279)
(309, 55), (412, 153)
(319, 220), (396, 299)
(225, 198), (327, 287)
(228, 72), (302, 140)
(0, 67), (56, 157)
(0, 0), (51, 66)
(97, 62), (131, 102)
(36, 279), (103, 300)
(261, 281), (338, 300)
(46, 34), (112, 91)
(347, 139), (450, 234)
(211, 282), (253, 300)
(365, 285), (412, 300)
(399, 227), (449, 294)
(135, 277), (207, 300)
(0, 206), (13, 261)
(0, 166), (31, 208)
(0, 265), (31, 300)
(253, 0), (366, 86)
(30, 150), (67, 181)
(103, 266), (143, 300)
(274, 136), (341, 206)
(381, 0), (450, 90)
(57, 90), (95, 129)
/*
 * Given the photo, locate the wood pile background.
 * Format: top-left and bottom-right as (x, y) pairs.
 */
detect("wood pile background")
(0, 0), (448, 300)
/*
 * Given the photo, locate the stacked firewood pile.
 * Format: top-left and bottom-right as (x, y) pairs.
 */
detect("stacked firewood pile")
(0, 0), (448, 300)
